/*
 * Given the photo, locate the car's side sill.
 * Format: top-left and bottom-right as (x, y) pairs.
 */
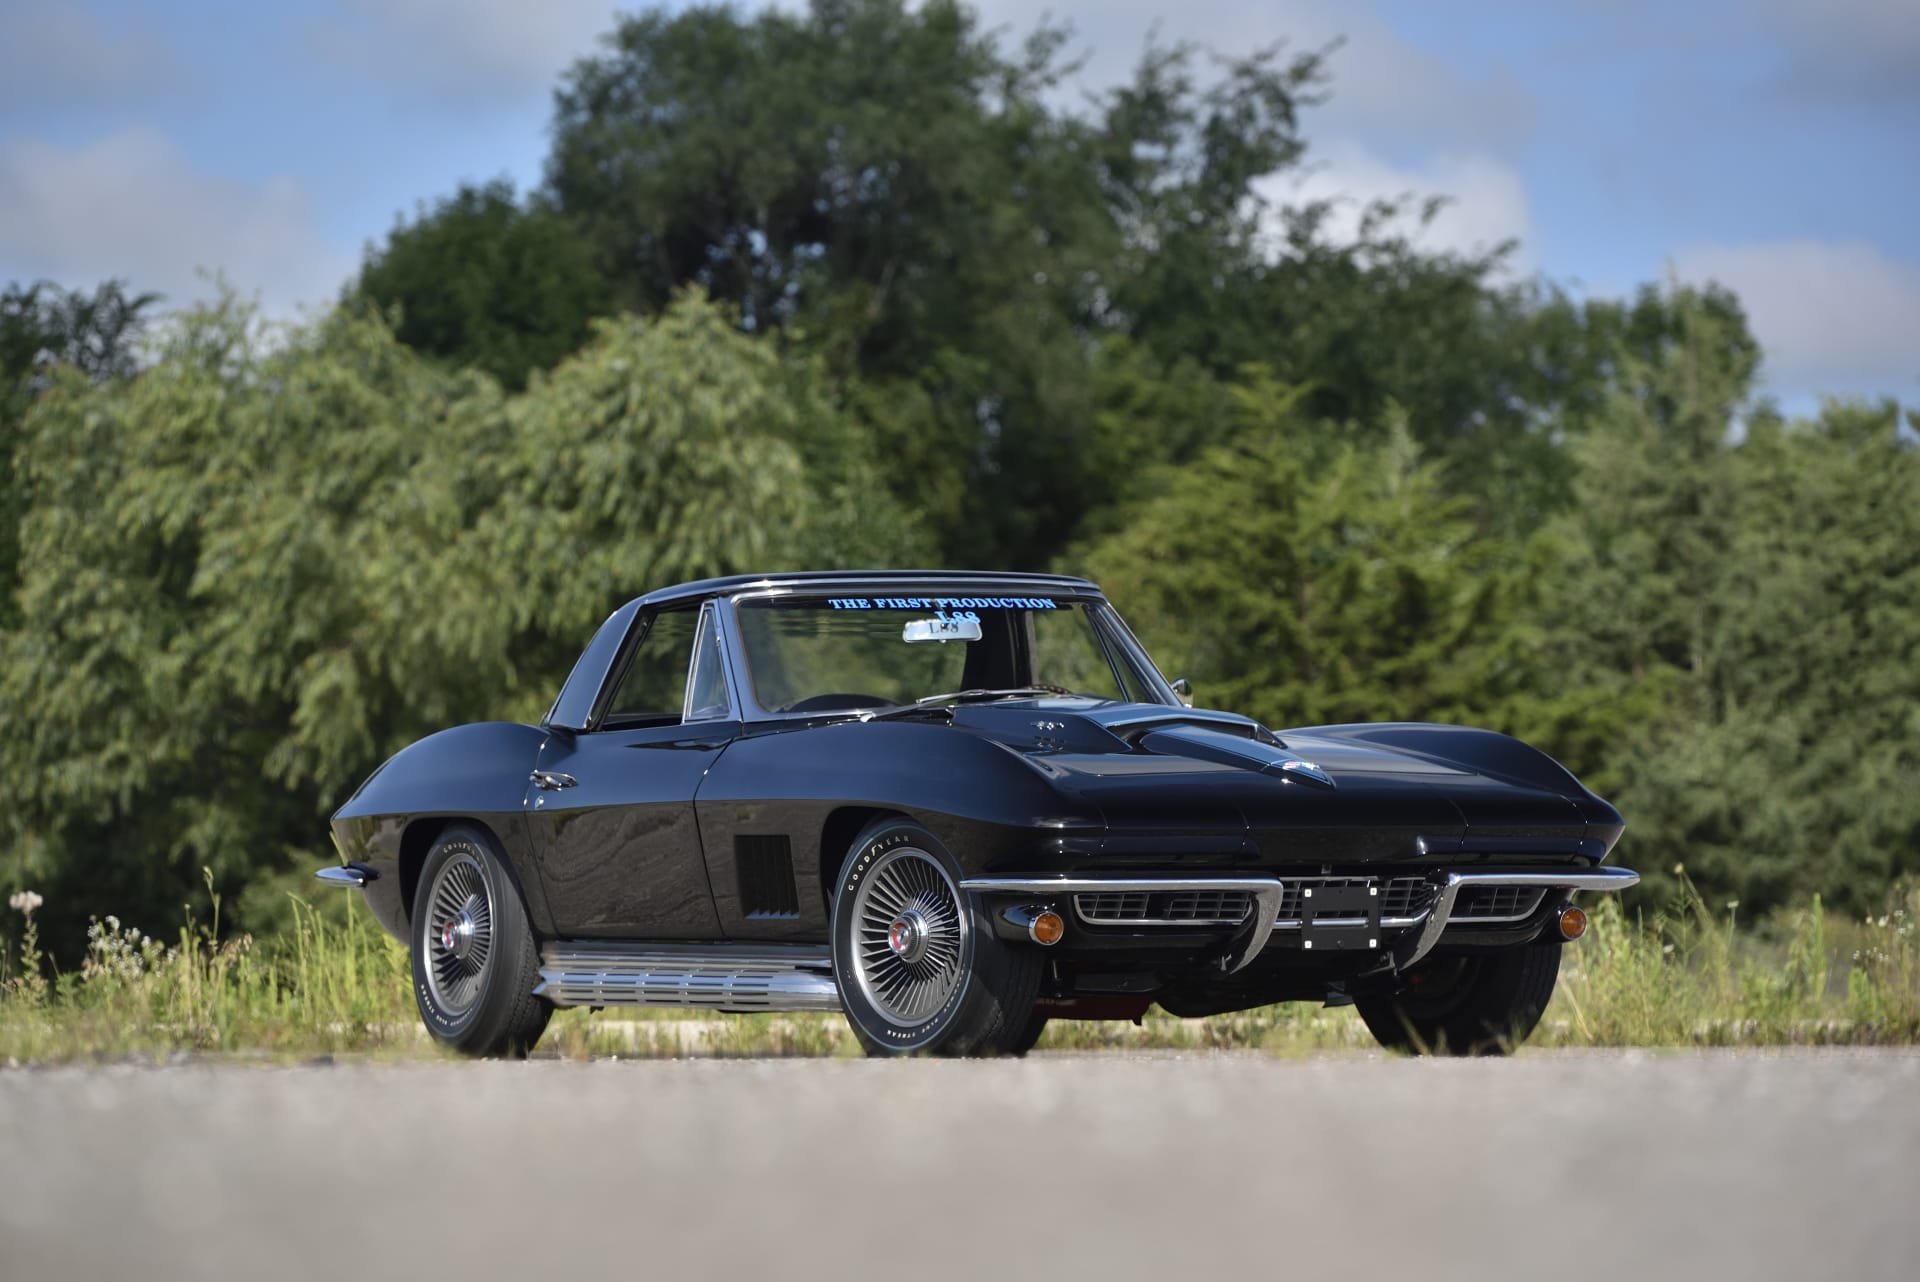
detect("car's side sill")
(533, 941), (841, 1012)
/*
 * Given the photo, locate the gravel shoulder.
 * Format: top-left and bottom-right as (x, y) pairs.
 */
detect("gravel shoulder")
(2, 1049), (1915, 1281)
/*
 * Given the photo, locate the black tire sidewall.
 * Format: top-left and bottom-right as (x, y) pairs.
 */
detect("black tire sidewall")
(1359, 942), (1561, 1055)
(831, 821), (992, 1055)
(409, 825), (535, 1049)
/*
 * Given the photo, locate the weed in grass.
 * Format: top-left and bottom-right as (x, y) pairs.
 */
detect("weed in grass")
(1, 875), (414, 1063)
(1539, 872), (1920, 1048)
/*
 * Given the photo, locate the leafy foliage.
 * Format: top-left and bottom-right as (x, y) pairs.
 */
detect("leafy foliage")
(2, 279), (162, 627)
(1072, 379), (1543, 729)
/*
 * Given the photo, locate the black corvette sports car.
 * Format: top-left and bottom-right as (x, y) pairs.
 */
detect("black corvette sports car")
(321, 570), (1635, 1056)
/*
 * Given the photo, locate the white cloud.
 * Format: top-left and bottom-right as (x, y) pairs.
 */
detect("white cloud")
(0, 129), (357, 318)
(969, 0), (1533, 149)
(0, 0), (190, 112)
(1272, 143), (1534, 269)
(311, 0), (621, 106)
(1674, 240), (1920, 397)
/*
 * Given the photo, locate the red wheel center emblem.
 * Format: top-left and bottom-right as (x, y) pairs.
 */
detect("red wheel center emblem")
(441, 921), (457, 950)
(888, 920), (911, 954)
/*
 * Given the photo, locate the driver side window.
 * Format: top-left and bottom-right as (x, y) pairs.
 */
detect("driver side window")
(602, 605), (733, 728)
(603, 608), (698, 726)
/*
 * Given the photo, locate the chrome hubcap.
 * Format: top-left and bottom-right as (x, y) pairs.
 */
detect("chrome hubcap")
(441, 910), (477, 961)
(852, 848), (969, 1027)
(423, 854), (493, 1015)
(887, 910), (929, 963)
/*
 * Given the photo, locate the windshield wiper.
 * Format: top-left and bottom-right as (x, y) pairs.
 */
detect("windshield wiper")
(855, 686), (1073, 724)
(915, 685), (1072, 706)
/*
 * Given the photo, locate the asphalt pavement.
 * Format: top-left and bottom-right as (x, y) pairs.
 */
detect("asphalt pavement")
(1, 1049), (1914, 1281)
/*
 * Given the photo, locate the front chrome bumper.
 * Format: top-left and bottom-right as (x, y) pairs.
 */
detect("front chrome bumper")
(1390, 867), (1638, 968)
(960, 866), (1640, 973)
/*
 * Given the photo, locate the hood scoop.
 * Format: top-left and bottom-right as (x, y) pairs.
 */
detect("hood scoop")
(1135, 724), (1336, 788)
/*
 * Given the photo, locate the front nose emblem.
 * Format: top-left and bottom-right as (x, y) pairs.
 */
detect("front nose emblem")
(1279, 759), (1335, 788)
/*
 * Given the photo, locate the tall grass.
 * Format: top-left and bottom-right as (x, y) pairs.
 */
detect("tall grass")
(1, 873), (414, 1063)
(4, 872), (1915, 1062)
(1540, 871), (1920, 1047)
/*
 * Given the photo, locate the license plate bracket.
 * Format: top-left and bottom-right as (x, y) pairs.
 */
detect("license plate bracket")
(1299, 882), (1383, 952)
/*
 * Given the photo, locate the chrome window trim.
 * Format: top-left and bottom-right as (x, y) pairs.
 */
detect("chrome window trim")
(1087, 600), (1182, 707)
(679, 600), (740, 724)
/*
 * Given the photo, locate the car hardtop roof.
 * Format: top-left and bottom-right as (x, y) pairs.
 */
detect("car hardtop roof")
(631, 569), (1102, 611)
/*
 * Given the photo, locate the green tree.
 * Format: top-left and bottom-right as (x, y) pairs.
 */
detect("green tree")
(543, 1), (1337, 565)
(351, 181), (610, 391)
(1070, 377), (1541, 729)
(2, 278), (162, 629)
(1522, 284), (1920, 913)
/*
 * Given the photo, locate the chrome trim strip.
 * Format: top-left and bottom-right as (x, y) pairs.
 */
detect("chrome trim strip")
(315, 864), (375, 888)
(1274, 914), (1427, 931)
(534, 943), (841, 1012)
(1394, 867), (1639, 970)
(1076, 914), (1252, 928)
(960, 876), (1284, 973)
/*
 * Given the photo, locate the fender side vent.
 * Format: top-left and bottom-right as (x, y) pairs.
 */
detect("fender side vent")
(736, 835), (800, 918)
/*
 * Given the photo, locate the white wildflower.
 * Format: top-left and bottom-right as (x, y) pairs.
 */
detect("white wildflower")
(7, 890), (42, 917)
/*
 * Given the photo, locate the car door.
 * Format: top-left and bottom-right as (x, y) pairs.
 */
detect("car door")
(525, 603), (739, 938)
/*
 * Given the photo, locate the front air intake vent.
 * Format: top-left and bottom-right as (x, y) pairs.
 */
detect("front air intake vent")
(736, 835), (800, 918)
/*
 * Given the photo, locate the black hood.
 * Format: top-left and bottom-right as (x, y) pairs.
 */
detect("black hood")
(947, 699), (1605, 866)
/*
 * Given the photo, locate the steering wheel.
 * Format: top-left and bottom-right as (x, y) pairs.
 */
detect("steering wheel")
(782, 693), (893, 713)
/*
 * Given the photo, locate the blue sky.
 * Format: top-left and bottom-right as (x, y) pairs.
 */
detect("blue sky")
(2, 0), (1915, 409)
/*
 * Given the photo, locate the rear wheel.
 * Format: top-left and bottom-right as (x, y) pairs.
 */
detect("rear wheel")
(830, 820), (1041, 1056)
(1357, 943), (1561, 1056)
(410, 824), (551, 1057)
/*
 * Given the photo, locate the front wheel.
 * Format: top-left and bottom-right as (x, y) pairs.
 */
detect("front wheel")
(410, 824), (551, 1057)
(830, 820), (1040, 1056)
(1356, 942), (1561, 1056)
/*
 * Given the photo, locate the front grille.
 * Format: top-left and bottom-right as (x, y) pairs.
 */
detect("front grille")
(1074, 890), (1252, 926)
(1070, 876), (1541, 932)
(1454, 885), (1546, 922)
(1277, 876), (1435, 923)
(1076, 892), (1150, 921)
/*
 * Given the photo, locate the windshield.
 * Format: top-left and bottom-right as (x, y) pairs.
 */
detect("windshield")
(733, 594), (1170, 715)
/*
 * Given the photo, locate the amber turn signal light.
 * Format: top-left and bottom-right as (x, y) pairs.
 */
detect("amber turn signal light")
(1556, 904), (1589, 941)
(1029, 909), (1065, 946)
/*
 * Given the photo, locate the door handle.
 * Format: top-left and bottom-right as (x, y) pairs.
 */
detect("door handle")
(530, 770), (578, 791)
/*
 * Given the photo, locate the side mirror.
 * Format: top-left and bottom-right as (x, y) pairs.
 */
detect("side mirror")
(1170, 677), (1194, 707)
